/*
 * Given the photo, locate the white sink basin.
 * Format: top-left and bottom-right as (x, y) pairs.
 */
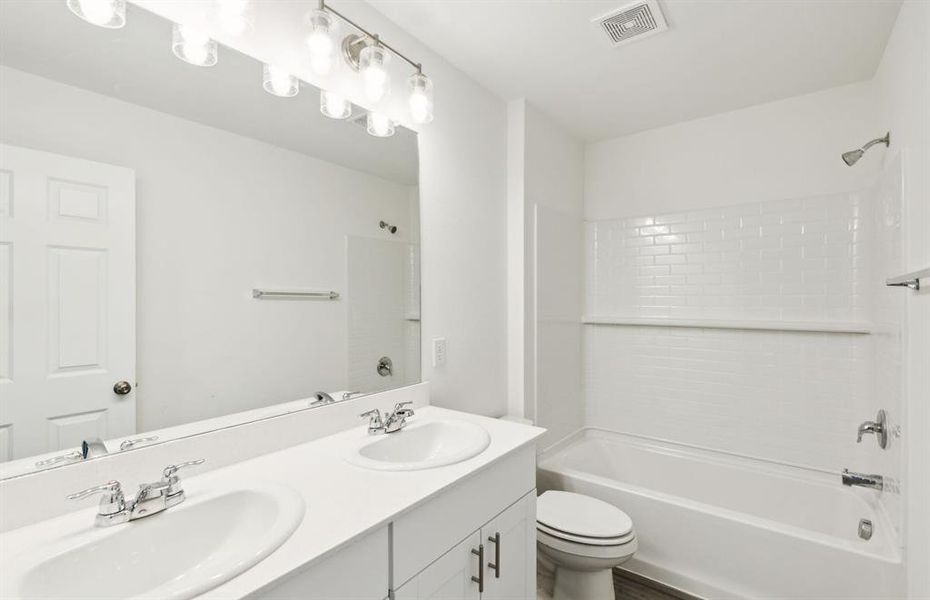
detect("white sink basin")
(2, 484), (304, 600)
(347, 419), (491, 471)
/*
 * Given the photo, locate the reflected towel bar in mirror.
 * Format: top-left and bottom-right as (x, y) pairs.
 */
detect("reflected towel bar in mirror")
(252, 289), (340, 300)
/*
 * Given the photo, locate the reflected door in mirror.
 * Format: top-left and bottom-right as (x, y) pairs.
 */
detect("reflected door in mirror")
(0, 144), (136, 461)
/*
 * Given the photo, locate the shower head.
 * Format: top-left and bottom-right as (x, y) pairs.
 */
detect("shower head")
(842, 132), (890, 166)
(842, 149), (865, 166)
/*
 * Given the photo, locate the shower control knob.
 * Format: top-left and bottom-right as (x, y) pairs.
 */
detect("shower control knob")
(113, 381), (132, 395)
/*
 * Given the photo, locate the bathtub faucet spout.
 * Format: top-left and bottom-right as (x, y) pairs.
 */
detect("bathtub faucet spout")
(842, 469), (884, 491)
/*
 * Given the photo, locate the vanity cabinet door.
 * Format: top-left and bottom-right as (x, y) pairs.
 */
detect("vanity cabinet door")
(394, 531), (482, 600)
(481, 491), (536, 600)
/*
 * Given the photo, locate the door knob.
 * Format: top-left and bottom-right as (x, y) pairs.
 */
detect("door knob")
(113, 381), (132, 395)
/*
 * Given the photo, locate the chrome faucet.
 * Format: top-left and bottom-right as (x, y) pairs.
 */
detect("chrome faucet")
(842, 469), (884, 491)
(67, 459), (204, 527)
(857, 409), (888, 449)
(360, 408), (385, 434)
(360, 402), (415, 435)
(36, 436), (159, 468)
(310, 391), (337, 407)
(82, 437), (110, 459)
(384, 402), (415, 433)
(311, 391), (365, 407)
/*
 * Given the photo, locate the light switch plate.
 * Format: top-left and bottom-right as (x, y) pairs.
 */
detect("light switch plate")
(432, 337), (447, 367)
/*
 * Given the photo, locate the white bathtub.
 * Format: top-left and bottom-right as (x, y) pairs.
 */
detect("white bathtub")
(537, 429), (904, 599)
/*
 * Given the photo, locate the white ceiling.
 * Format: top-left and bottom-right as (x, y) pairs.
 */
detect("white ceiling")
(367, 0), (902, 141)
(0, 1), (418, 185)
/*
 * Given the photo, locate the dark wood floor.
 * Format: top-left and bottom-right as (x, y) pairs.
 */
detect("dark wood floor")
(538, 567), (701, 600)
(613, 569), (702, 600)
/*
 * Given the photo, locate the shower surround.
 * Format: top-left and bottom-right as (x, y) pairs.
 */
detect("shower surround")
(581, 165), (905, 551)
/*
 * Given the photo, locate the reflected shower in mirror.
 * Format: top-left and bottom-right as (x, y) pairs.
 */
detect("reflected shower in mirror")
(0, 1), (420, 478)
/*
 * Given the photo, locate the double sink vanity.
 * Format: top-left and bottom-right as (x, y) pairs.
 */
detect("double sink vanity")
(0, 389), (544, 600)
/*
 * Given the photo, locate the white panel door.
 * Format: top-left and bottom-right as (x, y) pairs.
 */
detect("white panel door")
(481, 491), (537, 600)
(394, 531), (482, 600)
(0, 143), (135, 461)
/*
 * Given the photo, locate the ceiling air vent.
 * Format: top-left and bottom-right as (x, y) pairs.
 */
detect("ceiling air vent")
(593, 0), (668, 47)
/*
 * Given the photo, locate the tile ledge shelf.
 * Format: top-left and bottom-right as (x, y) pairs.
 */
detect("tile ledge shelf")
(582, 316), (873, 334)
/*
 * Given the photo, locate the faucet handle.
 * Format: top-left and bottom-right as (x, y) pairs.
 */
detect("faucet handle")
(392, 401), (415, 416)
(360, 408), (382, 419)
(67, 481), (126, 515)
(360, 408), (384, 433)
(162, 458), (205, 479)
(119, 436), (159, 451)
(162, 459), (205, 497)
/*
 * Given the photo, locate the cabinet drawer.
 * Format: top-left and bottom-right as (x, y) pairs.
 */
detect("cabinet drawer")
(392, 444), (536, 587)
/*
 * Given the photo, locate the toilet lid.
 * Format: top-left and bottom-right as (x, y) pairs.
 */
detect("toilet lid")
(537, 491), (633, 539)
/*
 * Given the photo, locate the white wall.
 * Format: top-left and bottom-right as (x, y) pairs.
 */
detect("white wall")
(508, 101), (585, 447)
(873, 2), (930, 596)
(0, 66), (413, 431)
(132, 0), (511, 417)
(585, 82), (879, 220)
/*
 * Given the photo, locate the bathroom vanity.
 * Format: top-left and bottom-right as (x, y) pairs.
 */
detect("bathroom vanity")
(0, 400), (544, 600)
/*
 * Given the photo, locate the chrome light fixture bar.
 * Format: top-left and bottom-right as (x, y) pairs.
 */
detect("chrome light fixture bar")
(315, 0), (434, 126)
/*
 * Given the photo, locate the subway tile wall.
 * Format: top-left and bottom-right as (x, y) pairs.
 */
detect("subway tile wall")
(584, 324), (871, 470)
(346, 237), (420, 393)
(867, 156), (904, 541)
(583, 184), (903, 478)
(585, 192), (869, 322)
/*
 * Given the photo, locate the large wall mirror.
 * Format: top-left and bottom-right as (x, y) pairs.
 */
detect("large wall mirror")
(0, 2), (420, 478)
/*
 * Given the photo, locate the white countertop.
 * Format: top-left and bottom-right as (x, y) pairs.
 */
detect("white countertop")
(0, 406), (544, 599)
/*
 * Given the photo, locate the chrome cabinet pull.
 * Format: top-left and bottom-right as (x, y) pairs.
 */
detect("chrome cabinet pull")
(471, 544), (484, 593)
(487, 532), (501, 578)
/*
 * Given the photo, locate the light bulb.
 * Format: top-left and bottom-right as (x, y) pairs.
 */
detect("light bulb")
(367, 112), (395, 138)
(216, 0), (251, 36)
(306, 9), (335, 75)
(407, 72), (434, 124)
(320, 90), (352, 119)
(360, 45), (390, 103)
(66, 0), (126, 28)
(172, 23), (218, 67)
(263, 64), (299, 97)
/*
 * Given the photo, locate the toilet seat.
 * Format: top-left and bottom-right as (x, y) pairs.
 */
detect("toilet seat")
(537, 527), (638, 560)
(537, 491), (633, 539)
(536, 521), (636, 546)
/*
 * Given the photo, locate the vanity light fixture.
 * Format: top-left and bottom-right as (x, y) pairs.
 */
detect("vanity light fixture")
(306, 8), (337, 75)
(314, 0), (434, 125)
(320, 90), (352, 119)
(367, 112), (395, 138)
(172, 23), (218, 67)
(66, 0), (126, 28)
(263, 64), (299, 97)
(215, 0), (252, 37)
(407, 71), (434, 124)
(359, 43), (390, 103)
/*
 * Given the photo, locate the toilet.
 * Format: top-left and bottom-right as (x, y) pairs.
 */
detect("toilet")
(536, 491), (637, 600)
